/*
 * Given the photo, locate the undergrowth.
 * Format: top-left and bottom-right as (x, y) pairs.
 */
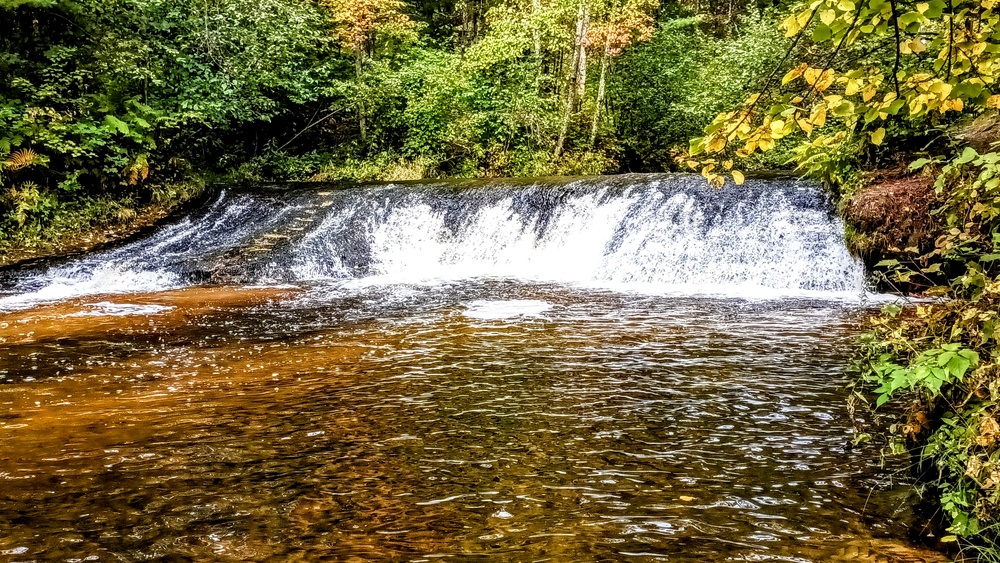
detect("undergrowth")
(853, 147), (1000, 559)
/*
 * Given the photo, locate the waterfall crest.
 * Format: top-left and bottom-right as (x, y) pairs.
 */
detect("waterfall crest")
(0, 174), (868, 306)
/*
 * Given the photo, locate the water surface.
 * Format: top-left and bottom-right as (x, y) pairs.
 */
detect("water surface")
(0, 176), (938, 561)
(0, 282), (939, 562)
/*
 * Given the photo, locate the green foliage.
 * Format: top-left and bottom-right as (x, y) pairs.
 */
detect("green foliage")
(0, 0), (344, 245)
(614, 16), (789, 169)
(856, 149), (1000, 553)
(869, 343), (979, 406)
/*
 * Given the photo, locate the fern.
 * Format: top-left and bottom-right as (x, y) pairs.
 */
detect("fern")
(3, 181), (41, 226)
(126, 154), (150, 185)
(5, 148), (40, 171)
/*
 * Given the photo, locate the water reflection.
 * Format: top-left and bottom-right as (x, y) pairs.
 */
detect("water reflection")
(0, 282), (940, 561)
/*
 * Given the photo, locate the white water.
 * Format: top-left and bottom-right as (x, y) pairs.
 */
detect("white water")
(464, 299), (554, 320)
(0, 174), (874, 309)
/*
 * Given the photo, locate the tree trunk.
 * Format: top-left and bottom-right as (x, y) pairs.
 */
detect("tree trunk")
(532, 0), (541, 58)
(575, 7), (589, 108)
(355, 52), (367, 147)
(532, 0), (543, 89)
(554, 3), (588, 158)
(589, 37), (610, 147)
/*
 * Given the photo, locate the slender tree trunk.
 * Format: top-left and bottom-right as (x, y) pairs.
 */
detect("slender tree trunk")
(532, 0), (543, 89)
(575, 7), (589, 108)
(555, 4), (587, 157)
(532, 0), (541, 57)
(355, 52), (367, 147)
(589, 37), (610, 147)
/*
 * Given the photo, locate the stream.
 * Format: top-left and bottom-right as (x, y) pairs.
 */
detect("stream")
(0, 174), (942, 561)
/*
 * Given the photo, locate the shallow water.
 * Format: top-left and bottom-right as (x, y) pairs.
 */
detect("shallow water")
(0, 281), (941, 562)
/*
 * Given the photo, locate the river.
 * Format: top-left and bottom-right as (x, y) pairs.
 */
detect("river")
(0, 175), (943, 561)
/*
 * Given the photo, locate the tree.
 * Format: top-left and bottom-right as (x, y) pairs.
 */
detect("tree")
(685, 0), (1000, 187)
(320, 0), (415, 146)
(585, 0), (658, 146)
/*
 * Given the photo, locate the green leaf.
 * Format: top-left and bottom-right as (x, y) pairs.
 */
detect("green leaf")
(955, 147), (979, 165)
(103, 115), (130, 136)
(946, 355), (971, 379)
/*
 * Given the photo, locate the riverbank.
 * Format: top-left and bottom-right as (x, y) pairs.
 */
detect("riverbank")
(0, 180), (205, 269)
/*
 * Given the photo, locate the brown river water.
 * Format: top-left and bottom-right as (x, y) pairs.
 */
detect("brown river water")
(0, 177), (948, 561)
(0, 282), (943, 562)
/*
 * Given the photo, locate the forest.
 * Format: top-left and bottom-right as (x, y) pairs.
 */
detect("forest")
(3, 0), (1000, 558)
(0, 0), (791, 252)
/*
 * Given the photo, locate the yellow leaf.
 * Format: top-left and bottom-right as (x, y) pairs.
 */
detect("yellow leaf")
(797, 118), (813, 135)
(988, 95), (1000, 109)
(810, 104), (827, 128)
(916, 2), (929, 12)
(862, 84), (877, 102)
(782, 63), (808, 85)
(732, 170), (745, 185)
(815, 70), (836, 92)
(870, 127), (886, 145)
(845, 79), (860, 96)
(707, 136), (726, 152)
(782, 14), (801, 37)
(803, 67), (821, 86)
(820, 9), (836, 25)
(679, 496), (696, 502)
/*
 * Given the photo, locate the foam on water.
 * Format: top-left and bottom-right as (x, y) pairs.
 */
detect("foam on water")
(0, 175), (875, 307)
(463, 299), (554, 319)
(0, 265), (180, 310)
(67, 302), (175, 317)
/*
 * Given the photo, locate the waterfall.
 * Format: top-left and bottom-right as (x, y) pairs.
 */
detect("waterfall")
(0, 174), (869, 307)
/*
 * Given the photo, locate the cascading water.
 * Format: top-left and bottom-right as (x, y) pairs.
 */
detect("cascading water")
(0, 174), (948, 563)
(0, 173), (867, 307)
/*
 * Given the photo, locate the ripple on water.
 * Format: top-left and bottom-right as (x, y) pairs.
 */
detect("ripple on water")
(0, 281), (944, 562)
